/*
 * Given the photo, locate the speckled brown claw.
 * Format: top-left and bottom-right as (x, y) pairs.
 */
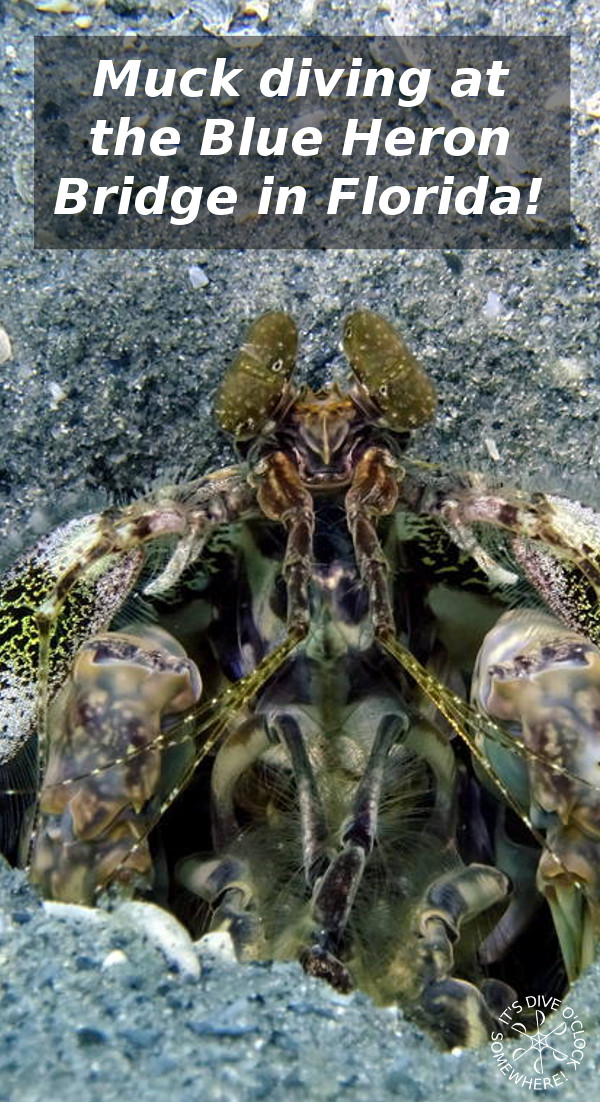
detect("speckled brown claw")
(30, 626), (201, 904)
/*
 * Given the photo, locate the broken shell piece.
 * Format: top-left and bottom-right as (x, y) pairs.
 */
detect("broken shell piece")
(188, 265), (209, 288)
(101, 949), (128, 969)
(242, 0), (269, 19)
(585, 92), (600, 118)
(193, 0), (237, 35)
(49, 381), (68, 409)
(36, 0), (79, 11)
(0, 327), (12, 364)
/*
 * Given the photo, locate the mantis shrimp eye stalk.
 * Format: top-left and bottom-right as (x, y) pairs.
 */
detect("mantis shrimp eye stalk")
(215, 311), (298, 441)
(343, 310), (437, 431)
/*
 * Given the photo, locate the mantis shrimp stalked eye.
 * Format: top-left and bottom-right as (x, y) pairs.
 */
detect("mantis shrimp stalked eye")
(343, 310), (437, 430)
(215, 311), (298, 440)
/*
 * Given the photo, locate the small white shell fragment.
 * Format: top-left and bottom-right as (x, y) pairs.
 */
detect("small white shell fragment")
(36, 0), (78, 11)
(483, 291), (504, 319)
(49, 381), (68, 408)
(299, 0), (318, 26)
(0, 326), (12, 364)
(188, 265), (209, 289)
(74, 15), (93, 28)
(115, 901), (201, 979)
(13, 153), (34, 205)
(242, 0), (269, 19)
(101, 949), (128, 969)
(194, 0), (236, 35)
(484, 436), (500, 462)
(585, 91), (600, 118)
(195, 930), (237, 963)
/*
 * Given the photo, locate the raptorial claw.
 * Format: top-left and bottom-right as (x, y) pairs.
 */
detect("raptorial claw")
(30, 625), (202, 904)
(473, 608), (600, 979)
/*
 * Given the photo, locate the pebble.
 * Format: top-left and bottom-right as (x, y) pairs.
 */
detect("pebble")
(75, 954), (98, 971)
(102, 948), (128, 969)
(196, 930), (237, 962)
(115, 901), (201, 980)
(76, 1027), (108, 1047)
(11, 910), (32, 925)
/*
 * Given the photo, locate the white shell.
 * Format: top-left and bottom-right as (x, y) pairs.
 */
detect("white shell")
(0, 326), (12, 364)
